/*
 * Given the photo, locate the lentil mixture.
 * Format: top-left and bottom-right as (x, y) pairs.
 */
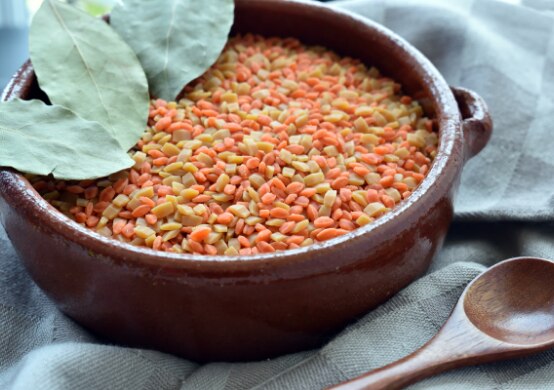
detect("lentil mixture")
(32, 34), (438, 256)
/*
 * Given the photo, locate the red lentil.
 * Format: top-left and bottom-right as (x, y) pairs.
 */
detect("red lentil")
(34, 34), (438, 255)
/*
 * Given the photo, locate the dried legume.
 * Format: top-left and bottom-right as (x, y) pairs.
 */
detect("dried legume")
(33, 34), (438, 255)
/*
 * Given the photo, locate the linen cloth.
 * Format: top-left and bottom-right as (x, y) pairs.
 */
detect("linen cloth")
(1, 0), (554, 388)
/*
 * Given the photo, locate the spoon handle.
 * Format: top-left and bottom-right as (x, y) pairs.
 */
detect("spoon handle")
(327, 339), (460, 390)
(327, 303), (510, 390)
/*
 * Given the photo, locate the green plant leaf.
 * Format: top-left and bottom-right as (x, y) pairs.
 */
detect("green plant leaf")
(111, 0), (234, 101)
(29, 0), (149, 150)
(0, 99), (134, 180)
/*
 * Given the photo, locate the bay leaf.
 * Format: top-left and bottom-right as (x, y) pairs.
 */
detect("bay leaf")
(111, 0), (234, 101)
(29, 0), (149, 150)
(0, 99), (134, 180)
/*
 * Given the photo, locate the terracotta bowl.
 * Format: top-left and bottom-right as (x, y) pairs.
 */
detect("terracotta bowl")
(0, 0), (492, 362)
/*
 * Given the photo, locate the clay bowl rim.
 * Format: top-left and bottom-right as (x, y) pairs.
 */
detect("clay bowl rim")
(0, 0), (460, 274)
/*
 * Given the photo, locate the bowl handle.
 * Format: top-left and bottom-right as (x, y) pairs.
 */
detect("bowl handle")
(451, 87), (493, 161)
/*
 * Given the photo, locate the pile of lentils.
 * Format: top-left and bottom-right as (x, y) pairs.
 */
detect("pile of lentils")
(32, 34), (438, 256)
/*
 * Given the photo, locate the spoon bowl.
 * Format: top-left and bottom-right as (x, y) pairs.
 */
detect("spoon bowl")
(464, 257), (554, 346)
(330, 257), (554, 390)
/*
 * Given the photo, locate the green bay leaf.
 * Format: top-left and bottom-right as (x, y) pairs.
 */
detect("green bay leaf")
(111, 0), (234, 101)
(0, 99), (134, 180)
(29, 0), (149, 150)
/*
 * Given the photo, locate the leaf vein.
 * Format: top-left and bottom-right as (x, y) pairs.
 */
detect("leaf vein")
(163, 0), (179, 97)
(47, 0), (115, 135)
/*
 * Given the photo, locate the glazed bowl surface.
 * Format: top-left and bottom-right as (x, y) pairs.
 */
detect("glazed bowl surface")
(0, 0), (492, 362)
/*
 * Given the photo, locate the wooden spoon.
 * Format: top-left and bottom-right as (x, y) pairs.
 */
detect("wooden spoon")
(329, 257), (554, 390)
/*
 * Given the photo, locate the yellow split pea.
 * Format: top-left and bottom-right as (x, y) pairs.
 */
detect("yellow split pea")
(33, 34), (438, 256)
